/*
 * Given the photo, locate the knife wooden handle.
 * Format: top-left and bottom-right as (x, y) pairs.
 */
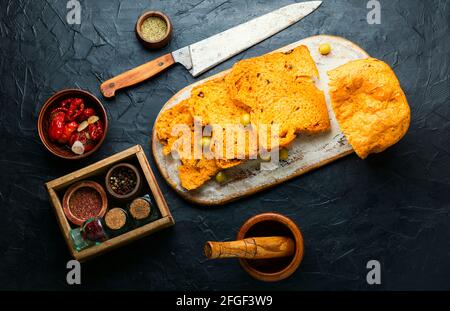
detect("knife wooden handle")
(204, 236), (295, 260)
(100, 53), (175, 98)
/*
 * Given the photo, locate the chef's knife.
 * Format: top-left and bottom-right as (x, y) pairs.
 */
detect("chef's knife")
(100, 1), (322, 98)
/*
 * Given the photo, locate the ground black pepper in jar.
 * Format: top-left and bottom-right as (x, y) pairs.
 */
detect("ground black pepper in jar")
(109, 166), (137, 195)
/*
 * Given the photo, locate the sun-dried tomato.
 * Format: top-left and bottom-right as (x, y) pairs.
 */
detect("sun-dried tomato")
(58, 121), (79, 144)
(88, 120), (104, 142)
(79, 107), (95, 122)
(60, 97), (85, 122)
(48, 111), (66, 142)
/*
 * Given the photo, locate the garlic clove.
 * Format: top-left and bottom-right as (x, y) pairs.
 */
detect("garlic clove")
(71, 141), (85, 155)
(77, 121), (89, 132)
(88, 116), (99, 124)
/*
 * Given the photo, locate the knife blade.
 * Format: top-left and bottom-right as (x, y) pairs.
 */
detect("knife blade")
(173, 1), (322, 76)
(100, 1), (322, 98)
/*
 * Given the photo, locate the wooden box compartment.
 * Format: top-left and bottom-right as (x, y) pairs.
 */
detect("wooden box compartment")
(46, 145), (175, 262)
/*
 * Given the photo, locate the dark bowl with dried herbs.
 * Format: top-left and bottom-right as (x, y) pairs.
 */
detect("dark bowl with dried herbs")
(105, 163), (142, 201)
(135, 11), (172, 49)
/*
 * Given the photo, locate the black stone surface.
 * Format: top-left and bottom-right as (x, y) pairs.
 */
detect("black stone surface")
(0, 0), (449, 290)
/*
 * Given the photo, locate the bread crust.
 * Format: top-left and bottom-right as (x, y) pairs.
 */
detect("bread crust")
(328, 58), (410, 159)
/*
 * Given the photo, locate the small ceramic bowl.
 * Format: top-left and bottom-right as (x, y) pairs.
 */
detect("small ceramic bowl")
(37, 89), (108, 160)
(105, 163), (142, 201)
(135, 11), (173, 49)
(63, 181), (108, 226)
(237, 213), (304, 282)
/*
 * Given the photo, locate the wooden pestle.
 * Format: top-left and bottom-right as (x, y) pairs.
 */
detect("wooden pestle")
(204, 236), (295, 260)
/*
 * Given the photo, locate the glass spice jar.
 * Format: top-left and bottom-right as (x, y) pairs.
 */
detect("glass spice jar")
(69, 227), (96, 252)
(103, 207), (130, 237)
(69, 217), (108, 252)
(81, 217), (109, 242)
(128, 194), (159, 228)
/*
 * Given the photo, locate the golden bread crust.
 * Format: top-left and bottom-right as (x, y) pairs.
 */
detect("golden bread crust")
(190, 78), (249, 166)
(178, 158), (219, 191)
(225, 45), (330, 147)
(328, 58), (410, 159)
(191, 78), (248, 126)
(154, 100), (193, 156)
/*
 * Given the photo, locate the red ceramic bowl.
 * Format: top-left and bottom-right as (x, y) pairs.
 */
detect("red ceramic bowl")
(37, 89), (108, 160)
(63, 181), (108, 226)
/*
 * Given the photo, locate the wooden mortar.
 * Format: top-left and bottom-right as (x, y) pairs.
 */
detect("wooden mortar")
(238, 213), (304, 282)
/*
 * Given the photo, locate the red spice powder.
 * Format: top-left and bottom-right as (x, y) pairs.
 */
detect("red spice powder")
(69, 187), (102, 220)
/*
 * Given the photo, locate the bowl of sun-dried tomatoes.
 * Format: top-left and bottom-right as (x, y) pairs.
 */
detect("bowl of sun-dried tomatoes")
(38, 89), (108, 159)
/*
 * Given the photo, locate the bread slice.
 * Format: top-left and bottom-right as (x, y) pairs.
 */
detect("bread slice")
(154, 101), (221, 190)
(154, 100), (193, 156)
(191, 78), (247, 127)
(154, 81), (246, 190)
(225, 45), (330, 147)
(178, 158), (220, 191)
(328, 58), (410, 159)
(190, 78), (253, 166)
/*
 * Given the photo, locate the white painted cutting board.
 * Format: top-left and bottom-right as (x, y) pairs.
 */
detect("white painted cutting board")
(152, 35), (369, 205)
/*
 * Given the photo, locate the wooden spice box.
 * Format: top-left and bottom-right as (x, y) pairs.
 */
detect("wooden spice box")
(46, 145), (175, 262)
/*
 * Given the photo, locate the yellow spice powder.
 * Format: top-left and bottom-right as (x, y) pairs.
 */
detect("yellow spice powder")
(141, 16), (167, 41)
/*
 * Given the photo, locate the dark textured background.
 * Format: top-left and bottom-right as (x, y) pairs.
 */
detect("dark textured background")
(0, 0), (449, 290)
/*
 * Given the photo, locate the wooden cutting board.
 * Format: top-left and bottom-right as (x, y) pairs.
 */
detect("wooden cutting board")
(151, 35), (369, 205)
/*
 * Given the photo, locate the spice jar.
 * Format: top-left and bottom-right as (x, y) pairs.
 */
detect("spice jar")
(69, 227), (96, 252)
(136, 11), (173, 49)
(63, 181), (108, 226)
(69, 217), (109, 252)
(128, 194), (159, 228)
(105, 163), (142, 201)
(81, 217), (109, 243)
(103, 207), (130, 237)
